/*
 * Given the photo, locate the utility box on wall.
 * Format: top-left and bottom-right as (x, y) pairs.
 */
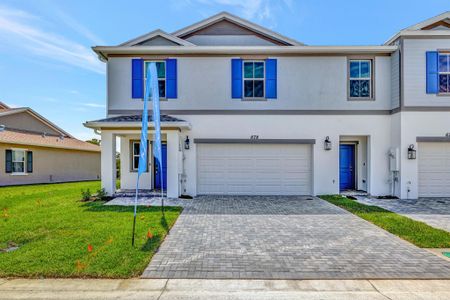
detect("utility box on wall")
(389, 148), (400, 172)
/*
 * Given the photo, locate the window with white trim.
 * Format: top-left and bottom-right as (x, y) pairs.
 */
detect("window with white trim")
(144, 61), (166, 98)
(131, 141), (149, 172)
(243, 61), (265, 98)
(12, 149), (25, 173)
(349, 59), (373, 99)
(439, 53), (450, 93)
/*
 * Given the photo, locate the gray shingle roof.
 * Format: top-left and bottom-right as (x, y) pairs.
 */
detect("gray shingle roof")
(91, 114), (185, 123)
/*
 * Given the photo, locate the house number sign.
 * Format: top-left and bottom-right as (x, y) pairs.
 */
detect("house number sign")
(250, 135), (259, 140)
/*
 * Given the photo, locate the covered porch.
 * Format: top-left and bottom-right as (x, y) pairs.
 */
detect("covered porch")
(84, 114), (191, 198)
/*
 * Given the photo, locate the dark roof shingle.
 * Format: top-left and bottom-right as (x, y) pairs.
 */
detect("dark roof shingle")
(91, 114), (185, 123)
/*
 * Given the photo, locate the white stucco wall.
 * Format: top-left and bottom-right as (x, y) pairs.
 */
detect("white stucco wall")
(174, 114), (392, 197)
(107, 56), (392, 112)
(398, 111), (450, 199)
(120, 135), (153, 190)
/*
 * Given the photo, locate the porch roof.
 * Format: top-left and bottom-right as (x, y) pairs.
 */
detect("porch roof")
(83, 114), (191, 129)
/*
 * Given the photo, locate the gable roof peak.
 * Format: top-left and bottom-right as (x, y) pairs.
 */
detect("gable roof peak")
(404, 11), (450, 31)
(119, 29), (195, 47)
(0, 101), (10, 110)
(172, 11), (304, 46)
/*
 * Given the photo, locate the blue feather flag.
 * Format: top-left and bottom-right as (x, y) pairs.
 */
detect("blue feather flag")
(149, 63), (162, 193)
(132, 62), (156, 246)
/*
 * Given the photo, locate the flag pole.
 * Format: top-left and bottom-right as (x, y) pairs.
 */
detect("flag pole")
(131, 179), (140, 246)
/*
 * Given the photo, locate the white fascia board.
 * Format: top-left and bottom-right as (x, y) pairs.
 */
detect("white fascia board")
(405, 11), (450, 31)
(119, 29), (195, 47)
(93, 45), (398, 58)
(385, 30), (450, 45)
(84, 121), (192, 130)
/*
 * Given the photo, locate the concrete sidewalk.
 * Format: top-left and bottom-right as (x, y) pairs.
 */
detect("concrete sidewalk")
(1, 278), (450, 299)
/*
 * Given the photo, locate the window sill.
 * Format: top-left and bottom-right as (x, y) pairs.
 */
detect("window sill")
(241, 98), (268, 102)
(347, 97), (375, 101)
(141, 98), (168, 101)
(11, 173), (28, 176)
(437, 93), (450, 97)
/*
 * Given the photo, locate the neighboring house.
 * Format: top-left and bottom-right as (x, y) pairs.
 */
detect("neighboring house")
(0, 102), (100, 186)
(85, 12), (450, 199)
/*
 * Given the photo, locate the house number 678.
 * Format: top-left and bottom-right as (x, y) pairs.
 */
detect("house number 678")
(250, 135), (259, 140)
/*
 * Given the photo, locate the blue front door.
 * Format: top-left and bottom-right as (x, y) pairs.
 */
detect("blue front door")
(340, 144), (355, 191)
(154, 144), (167, 190)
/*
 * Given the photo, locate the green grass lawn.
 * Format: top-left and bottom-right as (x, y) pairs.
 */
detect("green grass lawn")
(320, 195), (450, 248)
(0, 181), (182, 278)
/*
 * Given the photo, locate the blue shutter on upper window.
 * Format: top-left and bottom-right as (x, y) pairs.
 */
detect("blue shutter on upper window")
(265, 59), (277, 99)
(426, 51), (439, 94)
(166, 59), (177, 99)
(131, 58), (144, 98)
(231, 59), (242, 99)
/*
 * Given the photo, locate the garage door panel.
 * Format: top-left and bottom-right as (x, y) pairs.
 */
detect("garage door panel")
(418, 143), (450, 197)
(197, 144), (312, 195)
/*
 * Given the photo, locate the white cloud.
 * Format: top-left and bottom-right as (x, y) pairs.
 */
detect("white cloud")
(184, 0), (291, 24)
(50, 6), (106, 45)
(0, 5), (104, 74)
(80, 102), (105, 108)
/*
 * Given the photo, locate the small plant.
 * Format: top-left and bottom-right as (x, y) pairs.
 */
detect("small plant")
(96, 188), (108, 200)
(81, 189), (92, 201)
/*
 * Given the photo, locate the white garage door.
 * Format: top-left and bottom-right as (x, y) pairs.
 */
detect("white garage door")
(418, 142), (450, 197)
(197, 143), (312, 195)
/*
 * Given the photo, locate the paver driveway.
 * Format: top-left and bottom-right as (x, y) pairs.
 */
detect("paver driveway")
(142, 196), (450, 279)
(356, 197), (450, 232)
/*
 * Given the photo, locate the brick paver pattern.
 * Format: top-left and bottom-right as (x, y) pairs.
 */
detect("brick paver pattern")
(142, 196), (450, 279)
(356, 197), (450, 232)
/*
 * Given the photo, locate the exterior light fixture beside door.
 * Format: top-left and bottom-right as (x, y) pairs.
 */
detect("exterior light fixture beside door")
(407, 144), (416, 160)
(184, 136), (190, 150)
(324, 136), (332, 150)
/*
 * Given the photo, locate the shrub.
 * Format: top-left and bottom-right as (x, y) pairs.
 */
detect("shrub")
(81, 189), (92, 201)
(96, 188), (108, 200)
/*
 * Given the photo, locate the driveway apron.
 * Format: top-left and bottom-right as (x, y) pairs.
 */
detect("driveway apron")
(142, 196), (450, 279)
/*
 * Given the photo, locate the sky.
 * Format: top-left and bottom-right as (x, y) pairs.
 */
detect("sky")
(0, 0), (448, 141)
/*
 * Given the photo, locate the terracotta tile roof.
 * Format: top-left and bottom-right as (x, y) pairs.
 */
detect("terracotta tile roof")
(0, 128), (100, 152)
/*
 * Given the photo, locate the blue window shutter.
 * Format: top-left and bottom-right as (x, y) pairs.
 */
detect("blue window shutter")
(5, 150), (12, 173)
(426, 51), (439, 94)
(131, 58), (143, 98)
(166, 59), (177, 98)
(26, 151), (33, 173)
(231, 59), (242, 99)
(265, 59), (277, 99)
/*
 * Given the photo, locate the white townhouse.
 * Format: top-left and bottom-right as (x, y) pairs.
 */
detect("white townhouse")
(85, 12), (450, 199)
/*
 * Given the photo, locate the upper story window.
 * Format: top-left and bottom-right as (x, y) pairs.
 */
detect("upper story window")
(144, 61), (166, 98)
(12, 149), (25, 173)
(243, 61), (265, 99)
(348, 59), (373, 100)
(439, 53), (450, 93)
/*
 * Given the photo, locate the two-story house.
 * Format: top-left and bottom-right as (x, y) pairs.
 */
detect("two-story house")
(85, 11), (450, 199)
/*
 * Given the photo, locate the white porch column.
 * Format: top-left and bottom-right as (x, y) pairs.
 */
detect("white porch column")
(166, 131), (180, 198)
(101, 131), (116, 195)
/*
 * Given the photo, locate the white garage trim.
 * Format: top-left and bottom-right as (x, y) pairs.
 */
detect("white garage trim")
(196, 143), (313, 195)
(418, 142), (450, 197)
(194, 138), (316, 144)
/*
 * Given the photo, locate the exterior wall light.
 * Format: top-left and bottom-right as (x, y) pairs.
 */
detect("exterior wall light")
(407, 144), (416, 160)
(324, 136), (332, 151)
(184, 136), (190, 150)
